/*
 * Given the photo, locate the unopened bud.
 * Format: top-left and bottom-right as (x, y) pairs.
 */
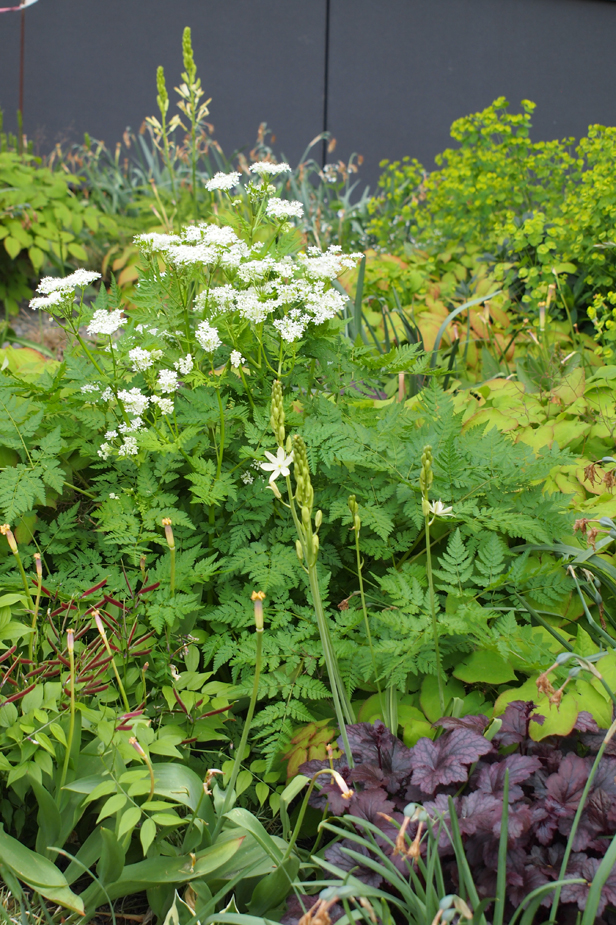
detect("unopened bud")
(422, 497), (431, 517)
(312, 534), (319, 555)
(251, 590), (265, 632)
(33, 553), (42, 578)
(162, 517), (175, 550)
(129, 736), (146, 758)
(92, 609), (106, 637)
(296, 539), (304, 563)
(354, 515), (361, 532)
(315, 510), (322, 530)
(0, 524), (17, 554)
(267, 480), (282, 500)
(66, 629), (74, 653)
(301, 505), (311, 530)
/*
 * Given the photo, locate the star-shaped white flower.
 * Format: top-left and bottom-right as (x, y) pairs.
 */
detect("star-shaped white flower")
(429, 500), (454, 517)
(260, 447), (294, 483)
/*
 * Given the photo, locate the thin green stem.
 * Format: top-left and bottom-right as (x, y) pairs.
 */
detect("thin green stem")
(59, 643), (76, 792)
(425, 514), (445, 715)
(11, 547), (34, 613)
(214, 628), (263, 838)
(354, 527), (385, 723)
(215, 388), (225, 480)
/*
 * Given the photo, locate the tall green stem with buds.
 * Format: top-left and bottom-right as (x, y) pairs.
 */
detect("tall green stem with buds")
(421, 445), (445, 714)
(154, 66), (177, 205)
(1, 524), (34, 614)
(269, 382), (355, 766)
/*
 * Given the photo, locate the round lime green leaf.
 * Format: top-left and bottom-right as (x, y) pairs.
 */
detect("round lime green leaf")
(454, 650), (517, 685)
(28, 246), (45, 270)
(4, 236), (22, 259)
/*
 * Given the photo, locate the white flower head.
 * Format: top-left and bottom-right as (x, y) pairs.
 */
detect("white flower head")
(230, 350), (245, 369)
(174, 354), (194, 375)
(118, 388), (149, 417)
(98, 443), (112, 460)
(250, 161), (291, 176)
(241, 471), (254, 485)
(36, 270), (100, 295)
(105, 430), (118, 440)
(118, 436), (139, 457)
(205, 171), (241, 191)
(109, 493), (119, 500)
(266, 199), (304, 220)
(87, 309), (126, 336)
(151, 396), (174, 415)
(195, 320), (221, 353)
(129, 347), (162, 372)
(157, 369), (179, 393)
(429, 500), (454, 518)
(260, 447), (294, 483)
(81, 383), (100, 395)
(29, 291), (67, 311)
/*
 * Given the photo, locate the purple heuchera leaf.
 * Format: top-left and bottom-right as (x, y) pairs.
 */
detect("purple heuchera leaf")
(545, 753), (591, 819)
(561, 853), (616, 915)
(434, 714), (490, 734)
(324, 841), (383, 888)
(476, 755), (541, 802)
(574, 711), (602, 733)
(409, 728), (493, 795)
(345, 721), (413, 792)
(493, 700), (543, 748)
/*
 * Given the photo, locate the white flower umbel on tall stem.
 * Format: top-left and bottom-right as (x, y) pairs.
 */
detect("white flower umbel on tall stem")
(195, 320), (221, 353)
(249, 161), (291, 177)
(266, 199), (304, 220)
(205, 171), (241, 192)
(87, 309), (126, 337)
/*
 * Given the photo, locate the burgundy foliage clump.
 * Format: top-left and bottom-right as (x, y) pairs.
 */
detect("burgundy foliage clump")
(300, 702), (616, 918)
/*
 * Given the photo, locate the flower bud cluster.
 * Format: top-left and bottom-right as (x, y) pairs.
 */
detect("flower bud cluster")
(293, 434), (321, 566)
(420, 445), (433, 517)
(348, 495), (361, 533)
(270, 380), (285, 447)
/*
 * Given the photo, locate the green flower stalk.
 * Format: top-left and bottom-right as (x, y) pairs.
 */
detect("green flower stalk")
(155, 65), (177, 204)
(129, 736), (155, 803)
(162, 518), (176, 595)
(421, 445), (446, 715)
(1, 524), (34, 615)
(290, 433), (355, 765)
(93, 610), (130, 713)
(59, 629), (76, 793)
(29, 552), (42, 661)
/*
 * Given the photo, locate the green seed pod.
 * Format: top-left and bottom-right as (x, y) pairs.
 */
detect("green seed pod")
(315, 510), (323, 530)
(295, 539), (304, 563)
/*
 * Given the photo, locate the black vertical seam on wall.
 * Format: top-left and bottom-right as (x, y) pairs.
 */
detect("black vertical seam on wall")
(321, 0), (331, 168)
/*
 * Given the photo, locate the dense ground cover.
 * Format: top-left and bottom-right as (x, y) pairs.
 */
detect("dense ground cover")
(1, 28), (616, 925)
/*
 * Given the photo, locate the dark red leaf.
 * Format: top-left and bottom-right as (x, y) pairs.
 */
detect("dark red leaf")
(409, 728), (493, 795)
(493, 701), (543, 748)
(476, 755), (541, 801)
(434, 714), (490, 734)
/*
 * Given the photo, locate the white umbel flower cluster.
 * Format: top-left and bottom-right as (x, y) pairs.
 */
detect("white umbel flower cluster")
(205, 171), (241, 191)
(174, 354), (194, 375)
(157, 369), (178, 393)
(229, 350), (245, 368)
(128, 347), (162, 372)
(266, 199), (304, 220)
(88, 309), (126, 336)
(195, 321), (221, 353)
(249, 161), (291, 176)
(30, 270), (101, 311)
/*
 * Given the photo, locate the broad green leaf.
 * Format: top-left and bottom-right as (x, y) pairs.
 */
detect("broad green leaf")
(140, 818), (156, 855)
(224, 808), (283, 864)
(97, 793), (127, 822)
(118, 806), (141, 839)
(0, 829), (84, 914)
(453, 650), (517, 684)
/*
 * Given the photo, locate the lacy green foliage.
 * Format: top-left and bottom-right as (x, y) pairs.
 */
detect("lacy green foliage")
(0, 151), (115, 316)
(368, 96), (616, 324)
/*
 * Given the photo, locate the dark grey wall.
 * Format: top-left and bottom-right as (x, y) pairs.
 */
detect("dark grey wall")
(1, 0), (615, 187)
